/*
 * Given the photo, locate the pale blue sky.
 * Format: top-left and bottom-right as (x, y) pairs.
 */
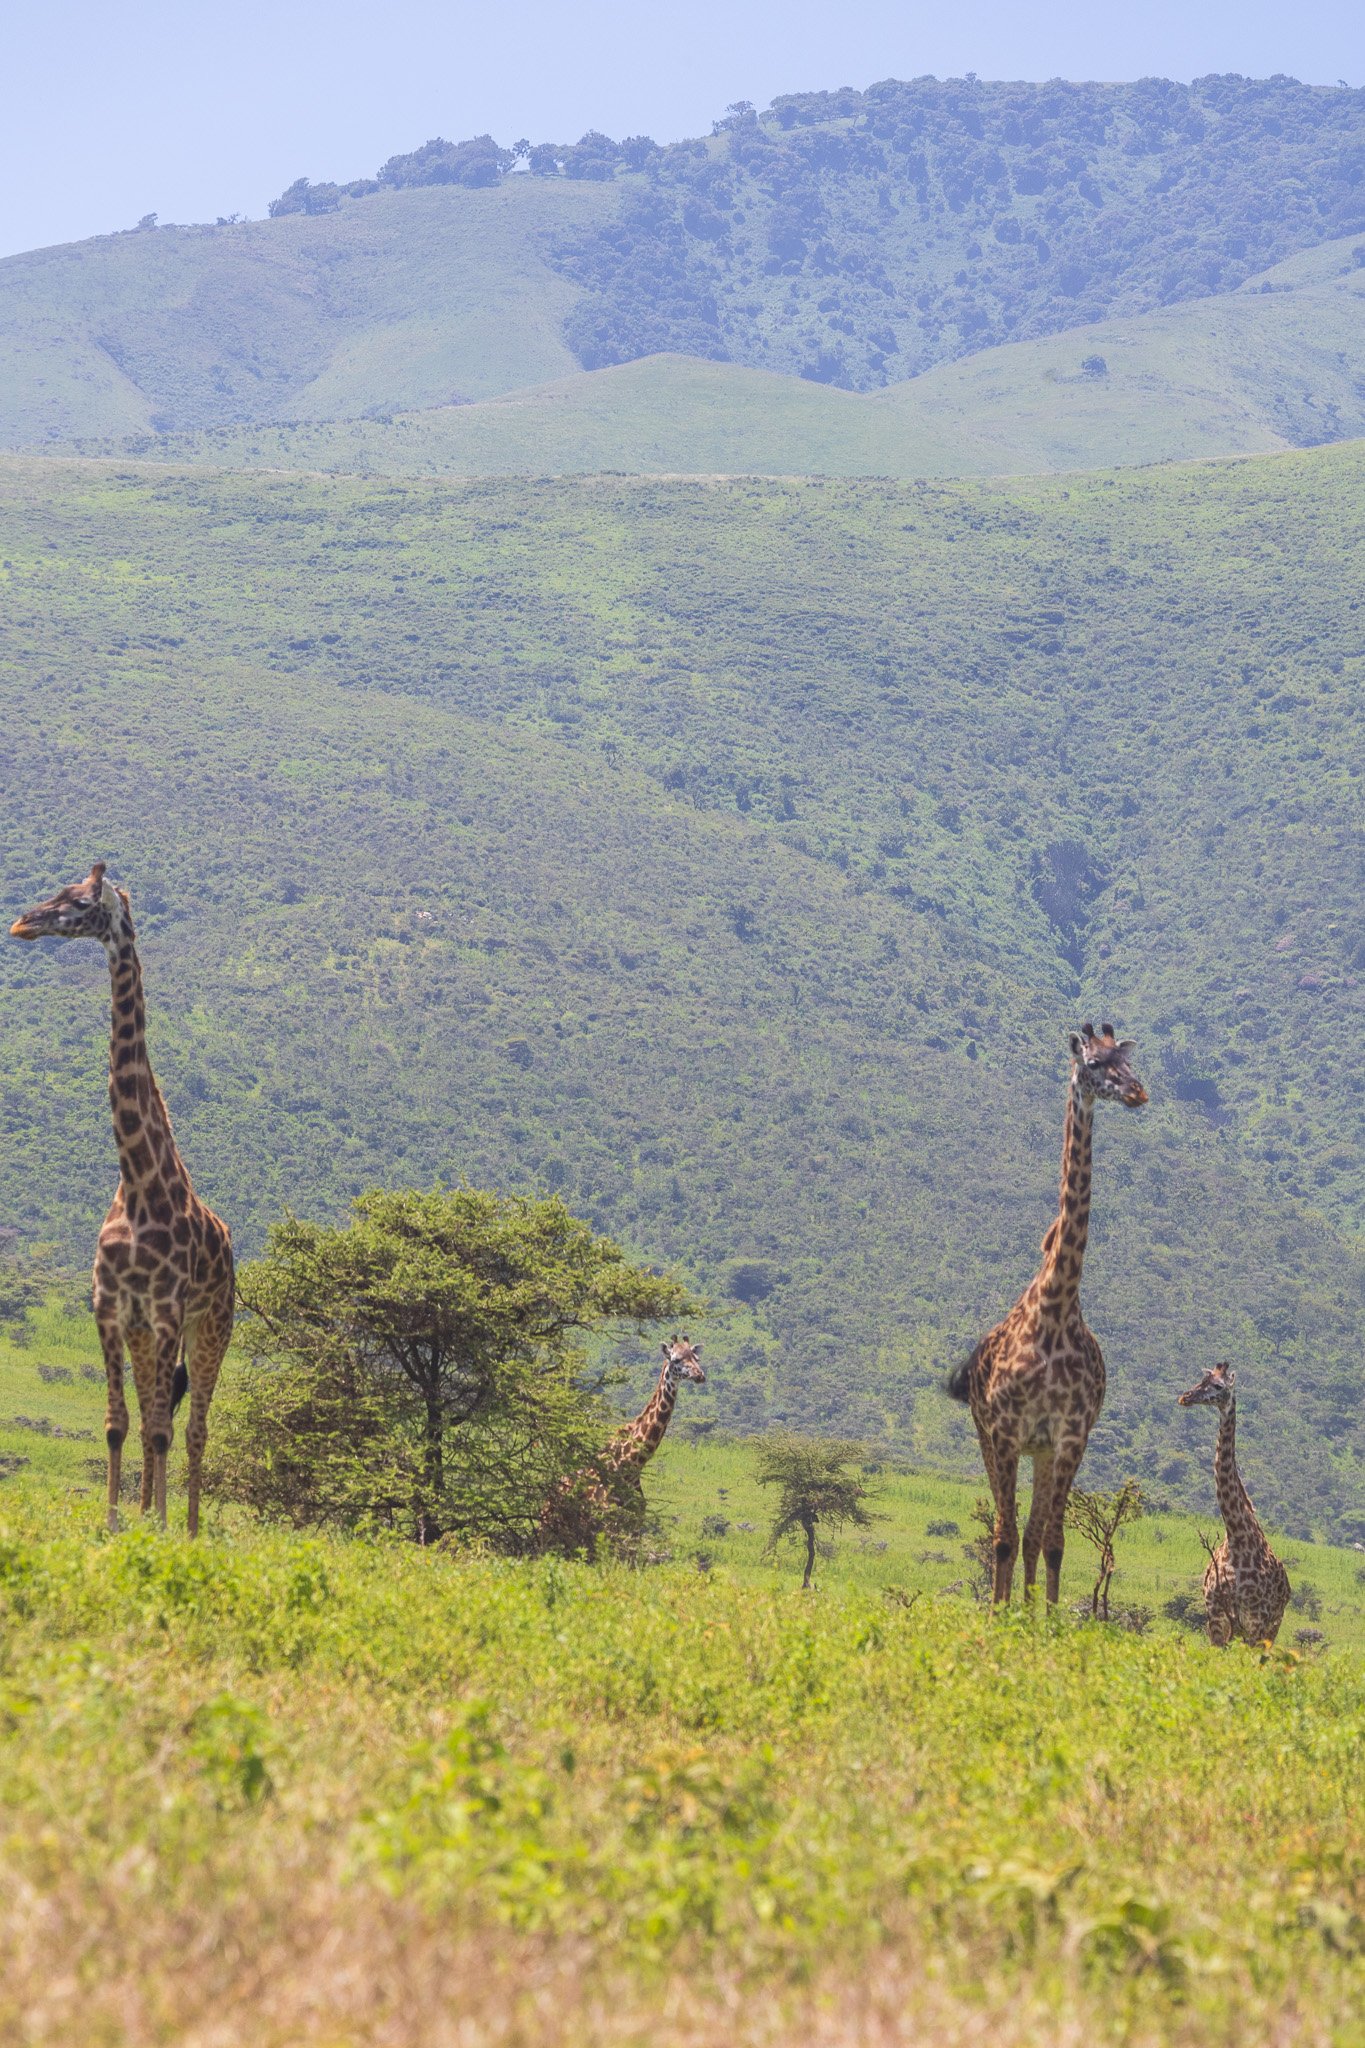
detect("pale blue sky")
(3, 0), (1363, 260)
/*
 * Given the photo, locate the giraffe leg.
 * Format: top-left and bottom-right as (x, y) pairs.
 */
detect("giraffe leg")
(990, 1446), (1020, 1606)
(183, 1306), (230, 1540)
(1021, 1447), (1054, 1597)
(144, 1317), (184, 1532)
(96, 1308), (130, 1534)
(1041, 1434), (1088, 1607)
(125, 1325), (158, 1517)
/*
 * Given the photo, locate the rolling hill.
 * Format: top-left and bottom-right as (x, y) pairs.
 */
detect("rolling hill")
(4, 74), (1365, 452)
(1, 444), (1363, 1536)
(90, 235), (1365, 478)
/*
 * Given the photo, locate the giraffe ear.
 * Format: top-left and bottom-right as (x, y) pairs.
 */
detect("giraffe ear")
(1069, 1033), (1083, 1056)
(88, 862), (107, 890)
(661, 1342), (672, 1360)
(691, 1342), (703, 1359)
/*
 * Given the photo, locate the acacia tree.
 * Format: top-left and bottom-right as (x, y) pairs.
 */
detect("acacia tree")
(219, 1186), (692, 1543)
(756, 1434), (877, 1589)
(1065, 1478), (1145, 1619)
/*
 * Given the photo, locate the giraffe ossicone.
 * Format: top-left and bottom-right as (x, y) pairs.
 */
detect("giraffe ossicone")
(947, 1024), (1147, 1607)
(1178, 1362), (1290, 1646)
(10, 862), (234, 1537)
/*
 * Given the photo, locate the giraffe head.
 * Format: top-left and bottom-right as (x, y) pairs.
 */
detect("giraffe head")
(10, 863), (132, 944)
(661, 1333), (706, 1385)
(1178, 1361), (1236, 1411)
(1068, 1022), (1147, 1108)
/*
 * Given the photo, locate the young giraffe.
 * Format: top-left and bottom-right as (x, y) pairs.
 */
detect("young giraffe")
(10, 863), (234, 1536)
(948, 1024), (1147, 1606)
(541, 1334), (706, 1555)
(1178, 1363), (1290, 1647)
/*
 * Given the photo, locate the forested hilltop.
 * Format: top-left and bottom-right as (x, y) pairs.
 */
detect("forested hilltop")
(278, 74), (1365, 389)
(4, 74), (1365, 447)
(2, 448), (1364, 1538)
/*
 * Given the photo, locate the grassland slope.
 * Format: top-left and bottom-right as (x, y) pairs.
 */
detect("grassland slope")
(0, 182), (615, 447)
(102, 235), (1365, 478)
(1, 449), (1363, 1530)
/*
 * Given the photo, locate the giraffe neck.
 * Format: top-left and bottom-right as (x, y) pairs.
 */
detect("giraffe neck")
(102, 923), (186, 1198)
(1038, 1069), (1093, 1314)
(612, 1363), (680, 1472)
(1213, 1399), (1262, 1551)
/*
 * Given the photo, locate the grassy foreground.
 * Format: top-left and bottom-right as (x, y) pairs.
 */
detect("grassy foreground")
(2, 1471), (1364, 2048)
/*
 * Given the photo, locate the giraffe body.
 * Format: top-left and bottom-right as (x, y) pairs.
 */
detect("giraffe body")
(541, 1335), (705, 1555)
(1179, 1364), (1290, 1646)
(11, 864), (234, 1535)
(948, 1026), (1146, 1606)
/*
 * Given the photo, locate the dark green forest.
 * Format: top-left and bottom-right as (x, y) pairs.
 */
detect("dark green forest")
(1, 448), (1362, 1537)
(273, 75), (1365, 388)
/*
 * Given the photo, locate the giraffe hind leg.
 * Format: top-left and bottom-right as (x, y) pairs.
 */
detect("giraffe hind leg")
(990, 1447), (1020, 1606)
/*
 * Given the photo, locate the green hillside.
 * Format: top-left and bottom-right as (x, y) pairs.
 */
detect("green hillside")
(0, 181), (615, 446)
(2, 446), (1364, 1533)
(5, 74), (1365, 450)
(103, 236), (1365, 478)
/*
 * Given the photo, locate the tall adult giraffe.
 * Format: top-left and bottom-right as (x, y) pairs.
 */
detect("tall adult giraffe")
(947, 1024), (1147, 1606)
(11, 863), (234, 1535)
(541, 1334), (706, 1555)
(1178, 1362), (1290, 1647)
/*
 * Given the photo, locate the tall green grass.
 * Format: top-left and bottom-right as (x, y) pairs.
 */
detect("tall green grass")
(0, 1471), (1362, 2044)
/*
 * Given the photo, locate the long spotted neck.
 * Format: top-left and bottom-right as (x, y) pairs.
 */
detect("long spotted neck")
(102, 921), (184, 1196)
(1213, 1399), (1263, 1552)
(611, 1360), (682, 1473)
(1038, 1069), (1093, 1316)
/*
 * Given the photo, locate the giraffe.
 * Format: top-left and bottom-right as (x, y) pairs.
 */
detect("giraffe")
(10, 863), (234, 1536)
(1177, 1363), (1290, 1647)
(541, 1334), (706, 1555)
(947, 1024), (1147, 1606)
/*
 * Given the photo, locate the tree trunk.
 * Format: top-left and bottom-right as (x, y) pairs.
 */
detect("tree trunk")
(802, 1517), (816, 1590)
(422, 1392), (444, 1538)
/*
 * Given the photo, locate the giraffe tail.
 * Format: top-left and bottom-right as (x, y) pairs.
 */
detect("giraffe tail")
(945, 1347), (979, 1404)
(171, 1353), (189, 1413)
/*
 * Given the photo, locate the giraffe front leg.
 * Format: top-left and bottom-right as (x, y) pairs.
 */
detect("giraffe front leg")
(126, 1325), (158, 1518)
(183, 1308), (230, 1540)
(96, 1310), (130, 1534)
(991, 1448), (1020, 1606)
(1041, 1434), (1088, 1607)
(1021, 1447), (1054, 1598)
(145, 1318), (184, 1531)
